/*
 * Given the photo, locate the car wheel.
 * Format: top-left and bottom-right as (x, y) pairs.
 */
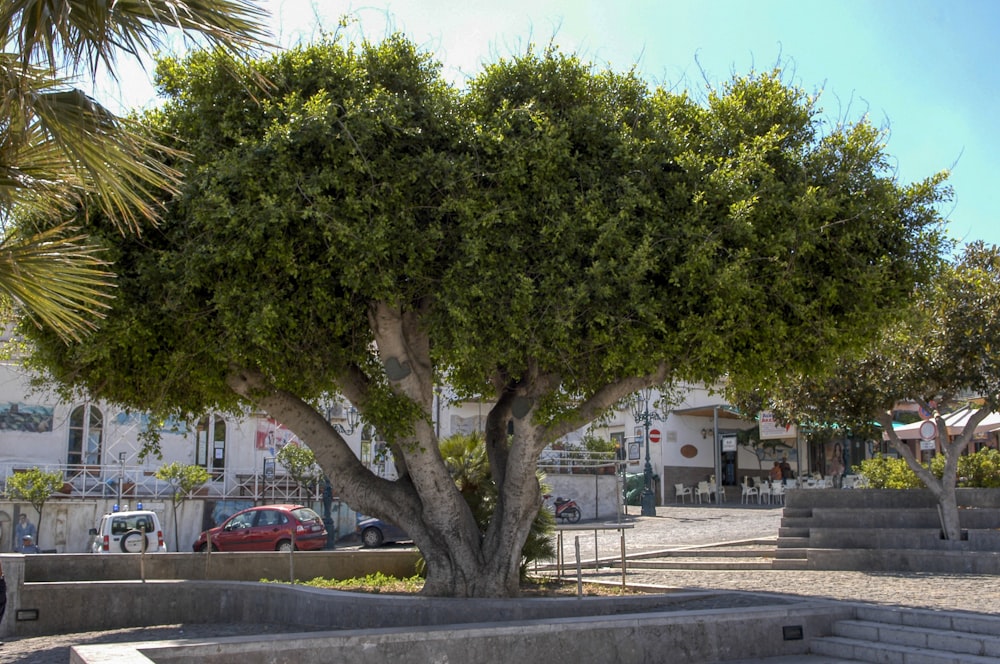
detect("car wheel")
(197, 543), (217, 552)
(361, 527), (384, 548)
(120, 530), (147, 553)
(277, 540), (294, 552)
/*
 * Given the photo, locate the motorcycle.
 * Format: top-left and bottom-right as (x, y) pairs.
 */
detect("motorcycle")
(543, 494), (582, 523)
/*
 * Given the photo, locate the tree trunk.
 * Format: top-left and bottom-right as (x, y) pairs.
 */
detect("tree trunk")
(878, 408), (989, 541)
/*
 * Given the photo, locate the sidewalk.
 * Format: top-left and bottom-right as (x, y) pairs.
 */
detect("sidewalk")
(554, 504), (1000, 616)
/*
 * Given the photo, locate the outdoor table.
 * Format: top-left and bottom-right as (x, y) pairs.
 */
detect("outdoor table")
(553, 521), (635, 588)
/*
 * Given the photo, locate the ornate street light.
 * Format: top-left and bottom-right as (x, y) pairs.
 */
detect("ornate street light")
(322, 404), (360, 548)
(629, 388), (659, 516)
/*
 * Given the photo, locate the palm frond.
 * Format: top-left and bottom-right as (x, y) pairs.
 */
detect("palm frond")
(0, 222), (114, 341)
(0, 56), (184, 232)
(0, 0), (272, 76)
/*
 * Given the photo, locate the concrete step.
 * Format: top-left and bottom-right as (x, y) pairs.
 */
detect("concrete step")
(777, 536), (810, 549)
(625, 559), (774, 570)
(810, 607), (1000, 664)
(833, 619), (1000, 658)
(810, 635), (999, 663)
(773, 548), (807, 559)
(779, 526), (810, 538)
(770, 558), (808, 570)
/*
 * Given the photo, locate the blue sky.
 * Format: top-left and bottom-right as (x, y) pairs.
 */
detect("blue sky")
(103, 0), (999, 248)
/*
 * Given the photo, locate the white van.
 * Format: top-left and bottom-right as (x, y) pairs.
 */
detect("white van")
(90, 507), (167, 553)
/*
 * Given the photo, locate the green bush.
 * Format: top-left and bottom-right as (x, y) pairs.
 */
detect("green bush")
(855, 455), (925, 489)
(856, 448), (1000, 489)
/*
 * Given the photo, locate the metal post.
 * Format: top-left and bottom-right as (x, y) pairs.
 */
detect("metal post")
(117, 452), (126, 507)
(641, 412), (656, 516)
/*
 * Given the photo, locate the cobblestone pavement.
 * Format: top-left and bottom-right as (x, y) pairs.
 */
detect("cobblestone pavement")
(2, 504), (997, 663)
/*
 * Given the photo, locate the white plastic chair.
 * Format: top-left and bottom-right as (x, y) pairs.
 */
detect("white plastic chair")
(674, 483), (692, 503)
(770, 482), (785, 505)
(696, 481), (712, 504)
(741, 479), (759, 504)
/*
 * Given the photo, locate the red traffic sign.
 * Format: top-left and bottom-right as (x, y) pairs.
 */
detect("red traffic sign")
(648, 429), (661, 443)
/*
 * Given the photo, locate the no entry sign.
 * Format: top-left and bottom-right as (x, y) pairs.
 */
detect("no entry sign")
(649, 429), (661, 443)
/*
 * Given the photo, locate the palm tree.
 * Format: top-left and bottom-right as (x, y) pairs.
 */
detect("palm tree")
(0, 0), (271, 340)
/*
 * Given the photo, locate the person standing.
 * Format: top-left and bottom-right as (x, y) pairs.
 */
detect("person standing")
(14, 514), (36, 553)
(779, 456), (793, 485)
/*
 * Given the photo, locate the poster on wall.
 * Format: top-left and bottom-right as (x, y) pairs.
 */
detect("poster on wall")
(255, 417), (301, 451)
(758, 411), (797, 440)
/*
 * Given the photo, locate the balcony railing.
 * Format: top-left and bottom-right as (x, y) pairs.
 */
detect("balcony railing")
(0, 462), (322, 503)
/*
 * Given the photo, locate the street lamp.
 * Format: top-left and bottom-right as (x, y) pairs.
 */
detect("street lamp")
(322, 404), (360, 548)
(630, 388), (659, 517)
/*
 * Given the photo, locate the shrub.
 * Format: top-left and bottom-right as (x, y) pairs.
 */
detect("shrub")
(854, 455), (925, 489)
(856, 448), (1000, 489)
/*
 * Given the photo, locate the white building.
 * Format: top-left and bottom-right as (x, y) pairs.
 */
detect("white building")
(1, 338), (784, 551)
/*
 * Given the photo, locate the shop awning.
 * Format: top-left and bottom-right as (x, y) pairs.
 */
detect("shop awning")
(888, 408), (1000, 440)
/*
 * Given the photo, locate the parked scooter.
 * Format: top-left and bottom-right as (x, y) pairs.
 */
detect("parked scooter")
(543, 494), (582, 523)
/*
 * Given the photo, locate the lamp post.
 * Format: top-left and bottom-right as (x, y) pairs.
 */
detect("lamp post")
(630, 388), (658, 517)
(322, 405), (360, 548)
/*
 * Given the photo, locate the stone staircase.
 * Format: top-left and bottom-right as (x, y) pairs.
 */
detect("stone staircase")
(772, 489), (1000, 573)
(773, 505), (811, 570)
(809, 604), (1000, 663)
(621, 539), (777, 570)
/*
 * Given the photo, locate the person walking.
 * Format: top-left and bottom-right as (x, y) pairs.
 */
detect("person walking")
(14, 514), (36, 553)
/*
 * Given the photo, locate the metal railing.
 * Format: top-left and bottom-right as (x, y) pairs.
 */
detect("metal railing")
(0, 462), (321, 503)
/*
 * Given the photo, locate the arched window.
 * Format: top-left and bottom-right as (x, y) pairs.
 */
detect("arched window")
(196, 414), (227, 479)
(68, 404), (103, 467)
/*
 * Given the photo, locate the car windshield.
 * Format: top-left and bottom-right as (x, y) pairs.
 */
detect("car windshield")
(291, 507), (321, 523)
(112, 515), (154, 534)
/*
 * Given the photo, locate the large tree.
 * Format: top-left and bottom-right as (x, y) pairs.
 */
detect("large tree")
(22, 37), (948, 596)
(0, 0), (270, 340)
(735, 242), (1000, 540)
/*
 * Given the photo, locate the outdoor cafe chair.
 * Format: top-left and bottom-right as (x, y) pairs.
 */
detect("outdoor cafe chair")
(740, 479), (759, 504)
(674, 483), (692, 503)
(770, 482), (785, 505)
(696, 481), (712, 504)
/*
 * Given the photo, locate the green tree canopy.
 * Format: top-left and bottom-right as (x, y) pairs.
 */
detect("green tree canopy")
(22, 36), (949, 596)
(733, 241), (1000, 539)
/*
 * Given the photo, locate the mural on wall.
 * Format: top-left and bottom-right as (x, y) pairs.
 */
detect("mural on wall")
(255, 417), (301, 452)
(114, 411), (189, 435)
(202, 499), (255, 531)
(0, 402), (54, 432)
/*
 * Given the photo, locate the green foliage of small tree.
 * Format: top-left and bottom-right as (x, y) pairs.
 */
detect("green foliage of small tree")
(276, 443), (323, 496)
(155, 462), (210, 551)
(4, 467), (65, 546)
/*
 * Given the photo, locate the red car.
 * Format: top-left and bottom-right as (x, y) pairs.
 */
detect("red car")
(193, 504), (327, 552)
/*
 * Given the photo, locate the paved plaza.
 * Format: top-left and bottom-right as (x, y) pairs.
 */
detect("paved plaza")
(1, 503), (997, 663)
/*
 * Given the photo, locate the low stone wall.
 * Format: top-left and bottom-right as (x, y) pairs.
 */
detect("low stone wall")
(21, 549), (421, 583)
(1, 549), (421, 638)
(70, 596), (851, 664)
